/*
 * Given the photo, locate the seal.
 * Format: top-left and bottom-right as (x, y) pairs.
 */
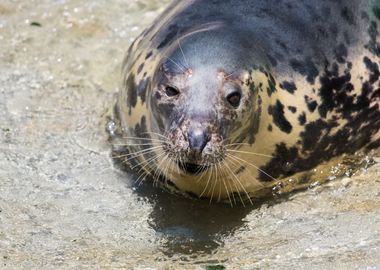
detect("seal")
(112, 0), (380, 203)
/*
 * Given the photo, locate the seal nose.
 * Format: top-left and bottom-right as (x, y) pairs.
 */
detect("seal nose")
(188, 128), (210, 154)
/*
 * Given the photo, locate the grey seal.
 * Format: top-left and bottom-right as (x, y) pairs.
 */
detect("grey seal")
(112, 0), (380, 203)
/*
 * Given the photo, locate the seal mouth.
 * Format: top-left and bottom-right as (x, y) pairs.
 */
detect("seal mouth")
(178, 162), (208, 175)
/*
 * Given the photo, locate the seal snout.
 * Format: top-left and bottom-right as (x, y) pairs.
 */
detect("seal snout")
(188, 127), (211, 155)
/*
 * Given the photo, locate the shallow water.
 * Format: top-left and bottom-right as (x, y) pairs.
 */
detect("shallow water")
(0, 0), (379, 269)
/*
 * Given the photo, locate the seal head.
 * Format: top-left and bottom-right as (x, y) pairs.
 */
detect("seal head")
(148, 28), (267, 175)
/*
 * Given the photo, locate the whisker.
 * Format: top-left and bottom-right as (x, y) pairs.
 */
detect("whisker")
(164, 56), (186, 73)
(112, 146), (161, 160)
(141, 132), (168, 140)
(227, 153), (278, 182)
(196, 162), (210, 184)
(224, 71), (235, 79)
(135, 153), (166, 186)
(223, 165), (236, 205)
(152, 154), (169, 187)
(210, 163), (218, 203)
(113, 143), (161, 147)
(120, 149), (162, 168)
(218, 162), (233, 206)
(217, 163), (223, 202)
(226, 149), (273, 158)
(119, 136), (165, 143)
(177, 38), (190, 69)
(224, 161), (247, 206)
(132, 150), (165, 170)
(225, 142), (253, 147)
(226, 158), (253, 205)
(199, 163), (213, 198)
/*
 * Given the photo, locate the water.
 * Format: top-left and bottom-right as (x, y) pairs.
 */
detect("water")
(0, 0), (379, 269)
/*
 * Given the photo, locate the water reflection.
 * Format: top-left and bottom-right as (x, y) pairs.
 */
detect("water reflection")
(131, 178), (255, 256)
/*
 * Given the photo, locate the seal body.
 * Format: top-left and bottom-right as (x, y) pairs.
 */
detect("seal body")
(114, 0), (380, 202)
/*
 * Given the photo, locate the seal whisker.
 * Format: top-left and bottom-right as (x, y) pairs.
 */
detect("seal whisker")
(132, 150), (165, 170)
(135, 152), (166, 186)
(217, 163), (223, 203)
(113, 146), (162, 160)
(152, 154), (169, 187)
(120, 136), (165, 143)
(141, 132), (168, 140)
(164, 56), (186, 73)
(225, 142), (254, 148)
(210, 163), (219, 203)
(177, 38), (190, 69)
(224, 161), (246, 206)
(227, 153), (278, 182)
(227, 149), (274, 158)
(199, 163), (213, 197)
(135, 169), (152, 186)
(226, 157), (254, 205)
(162, 154), (172, 188)
(218, 161), (234, 206)
(113, 143), (163, 147)
(195, 162), (210, 184)
(224, 71), (235, 80)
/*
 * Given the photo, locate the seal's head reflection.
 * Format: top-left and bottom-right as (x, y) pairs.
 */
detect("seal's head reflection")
(133, 180), (256, 256)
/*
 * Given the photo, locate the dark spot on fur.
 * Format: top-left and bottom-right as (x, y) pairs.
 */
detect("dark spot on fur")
(290, 58), (319, 84)
(247, 99), (262, 144)
(318, 71), (351, 118)
(266, 74), (276, 96)
(304, 96), (318, 113)
(280, 81), (297, 94)
(341, 6), (355, 25)
(137, 63), (144, 75)
(126, 74), (137, 115)
(363, 56), (380, 83)
(134, 116), (148, 137)
(298, 112), (307, 126)
(145, 51), (153, 60)
(268, 100), (292, 134)
(366, 21), (380, 56)
(259, 143), (299, 181)
(267, 124), (273, 132)
(137, 78), (149, 104)
(235, 166), (246, 175)
(288, 106), (297, 113)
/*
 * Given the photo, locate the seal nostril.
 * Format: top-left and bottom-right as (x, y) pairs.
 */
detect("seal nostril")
(188, 128), (210, 153)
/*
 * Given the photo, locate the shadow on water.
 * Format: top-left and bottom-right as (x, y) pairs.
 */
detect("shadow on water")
(130, 176), (268, 257)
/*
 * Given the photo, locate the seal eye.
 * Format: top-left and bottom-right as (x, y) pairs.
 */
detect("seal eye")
(227, 92), (242, 108)
(165, 86), (180, 97)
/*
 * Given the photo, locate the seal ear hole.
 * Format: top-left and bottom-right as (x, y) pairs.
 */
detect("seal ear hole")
(165, 86), (180, 97)
(226, 92), (242, 108)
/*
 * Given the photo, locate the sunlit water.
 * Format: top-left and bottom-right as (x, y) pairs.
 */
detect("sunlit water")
(0, 1), (379, 269)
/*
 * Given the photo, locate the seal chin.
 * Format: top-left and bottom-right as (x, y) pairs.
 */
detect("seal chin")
(178, 162), (209, 175)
